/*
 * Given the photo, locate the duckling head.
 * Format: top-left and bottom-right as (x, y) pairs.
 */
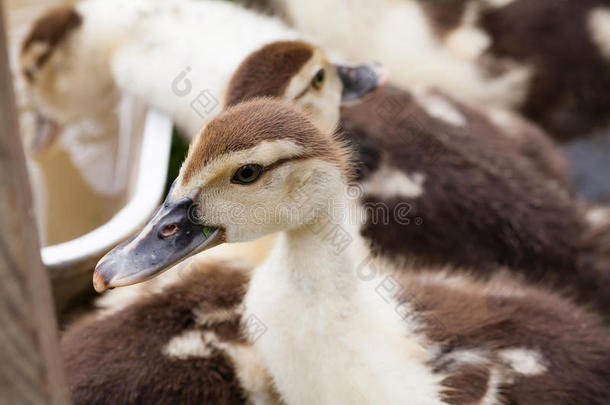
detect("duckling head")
(20, 4), (118, 149)
(226, 40), (387, 134)
(94, 98), (351, 291)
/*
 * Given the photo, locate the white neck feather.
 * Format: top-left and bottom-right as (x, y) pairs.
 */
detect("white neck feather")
(245, 192), (446, 405)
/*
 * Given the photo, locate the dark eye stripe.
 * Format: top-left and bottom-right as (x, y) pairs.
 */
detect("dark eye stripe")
(294, 68), (326, 100)
(36, 50), (52, 68)
(263, 155), (309, 172)
(294, 85), (310, 100)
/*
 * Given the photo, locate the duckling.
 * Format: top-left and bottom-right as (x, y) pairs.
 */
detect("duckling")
(265, 0), (610, 139)
(94, 98), (610, 405)
(20, 0), (298, 141)
(222, 40), (609, 313)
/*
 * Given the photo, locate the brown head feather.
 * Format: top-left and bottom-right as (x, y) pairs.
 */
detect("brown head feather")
(22, 5), (82, 60)
(225, 41), (314, 107)
(181, 98), (350, 184)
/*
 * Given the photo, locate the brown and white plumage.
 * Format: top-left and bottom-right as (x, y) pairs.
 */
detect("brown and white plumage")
(60, 37), (610, 403)
(262, 0), (610, 140)
(62, 259), (281, 405)
(85, 98), (610, 404)
(64, 255), (610, 404)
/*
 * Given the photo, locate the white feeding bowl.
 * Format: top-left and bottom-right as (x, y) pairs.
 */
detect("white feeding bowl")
(40, 107), (172, 312)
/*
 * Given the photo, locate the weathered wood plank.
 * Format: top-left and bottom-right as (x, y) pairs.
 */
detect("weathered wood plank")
(0, 3), (71, 404)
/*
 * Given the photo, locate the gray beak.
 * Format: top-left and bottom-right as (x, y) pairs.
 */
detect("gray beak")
(335, 62), (388, 105)
(93, 188), (223, 292)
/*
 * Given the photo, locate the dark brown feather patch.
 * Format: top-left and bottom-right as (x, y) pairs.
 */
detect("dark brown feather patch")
(61, 262), (251, 405)
(225, 41), (314, 107)
(22, 5), (82, 58)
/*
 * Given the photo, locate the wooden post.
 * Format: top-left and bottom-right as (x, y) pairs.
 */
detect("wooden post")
(0, 3), (71, 404)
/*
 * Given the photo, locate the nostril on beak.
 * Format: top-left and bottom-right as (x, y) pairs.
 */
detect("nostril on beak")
(160, 223), (180, 239)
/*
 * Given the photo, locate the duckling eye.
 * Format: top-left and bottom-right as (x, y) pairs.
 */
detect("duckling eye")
(311, 69), (325, 89)
(232, 164), (263, 185)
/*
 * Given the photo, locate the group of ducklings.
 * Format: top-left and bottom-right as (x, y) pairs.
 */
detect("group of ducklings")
(20, 1), (610, 404)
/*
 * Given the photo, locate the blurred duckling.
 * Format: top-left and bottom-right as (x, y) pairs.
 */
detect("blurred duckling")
(19, 0), (298, 142)
(264, 0), (610, 139)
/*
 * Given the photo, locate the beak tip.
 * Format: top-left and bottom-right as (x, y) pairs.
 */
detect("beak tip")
(337, 61), (389, 105)
(377, 67), (389, 88)
(369, 62), (389, 89)
(93, 271), (108, 293)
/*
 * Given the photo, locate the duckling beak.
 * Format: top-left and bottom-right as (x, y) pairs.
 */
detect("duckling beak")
(93, 188), (224, 292)
(335, 62), (388, 105)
